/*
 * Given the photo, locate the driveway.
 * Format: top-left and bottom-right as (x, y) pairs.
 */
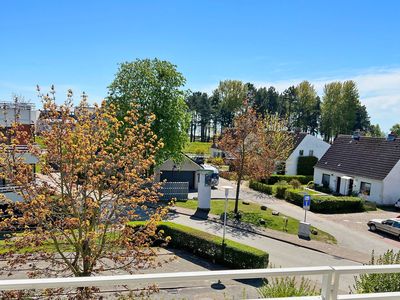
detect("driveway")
(190, 178), (400, 256)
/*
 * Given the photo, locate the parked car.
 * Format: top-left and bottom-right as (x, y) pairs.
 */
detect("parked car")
(367, 218), (400, 239)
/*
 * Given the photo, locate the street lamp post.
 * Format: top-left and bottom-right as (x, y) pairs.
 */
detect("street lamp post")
(221, 185), (233, 255)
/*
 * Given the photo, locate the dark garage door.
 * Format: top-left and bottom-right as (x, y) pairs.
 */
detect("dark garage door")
(160, 171), (195, 190)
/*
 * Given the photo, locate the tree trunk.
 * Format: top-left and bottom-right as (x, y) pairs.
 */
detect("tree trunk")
(234, 173), (242, 214)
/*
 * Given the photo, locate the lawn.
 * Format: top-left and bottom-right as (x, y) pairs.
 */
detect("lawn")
(183, 142), (211, 155)
(175, 199), (336, 244)
(35, 135), (46, 149)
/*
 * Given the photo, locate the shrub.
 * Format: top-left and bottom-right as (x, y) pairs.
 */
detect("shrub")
(275, 185), (289, 199)
(353, 250), (400, 293)
(207, 156), (224, 166)
(219, 171), (237, 181)
(289, 179), (302, 189)
(129, 222), (269, 269)
(284, 189), (364, 213)
(297, 156), (318, 176)
(263, 175), (313, 185)
(259, 276), (319, 298)
(275, 180), (289, 186)
(249, 180), (276, 195)
(314, 184), (331, 194)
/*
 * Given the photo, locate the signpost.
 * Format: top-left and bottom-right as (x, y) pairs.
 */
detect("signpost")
(303, 194), (311, 222)
(298, 194), (311, 239)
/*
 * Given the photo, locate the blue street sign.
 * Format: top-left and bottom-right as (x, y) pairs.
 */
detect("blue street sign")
(303, 194), (311, 210)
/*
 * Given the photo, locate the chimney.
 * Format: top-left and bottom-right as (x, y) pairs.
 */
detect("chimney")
(387, 132), (397, 141)
(352, 130), (361, 141)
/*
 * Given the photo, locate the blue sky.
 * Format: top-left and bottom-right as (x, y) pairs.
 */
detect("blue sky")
(1, 0), (400, 131)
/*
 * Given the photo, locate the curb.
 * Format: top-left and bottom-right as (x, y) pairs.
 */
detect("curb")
(170, 207), (368, 264)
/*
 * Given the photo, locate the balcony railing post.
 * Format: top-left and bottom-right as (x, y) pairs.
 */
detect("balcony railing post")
(331, 271), (340, 300)
(321, 270), (333, 300)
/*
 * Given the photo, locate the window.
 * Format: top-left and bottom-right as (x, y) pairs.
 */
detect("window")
(393, 221), (400, 229)
(309, 150), (314, 156)
(299, 150), (304, 156)
(360, 182), (371, 196)
(322, 174), (330, 187)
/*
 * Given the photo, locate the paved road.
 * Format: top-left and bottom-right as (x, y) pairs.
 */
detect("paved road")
(170, 213), (359, 293)
(191, 178), (400, 256)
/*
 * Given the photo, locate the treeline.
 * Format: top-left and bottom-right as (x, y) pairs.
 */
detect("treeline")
(187, 80), (383, 142)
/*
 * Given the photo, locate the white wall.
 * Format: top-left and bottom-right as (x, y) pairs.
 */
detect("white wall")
(383, 160), (400, 205)
(0, 105), (33, 126)
(314, 167), (384, 204)
(285, 135), (330, 175)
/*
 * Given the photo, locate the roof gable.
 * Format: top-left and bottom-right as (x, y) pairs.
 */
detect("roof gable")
(315, 135), (400, 180)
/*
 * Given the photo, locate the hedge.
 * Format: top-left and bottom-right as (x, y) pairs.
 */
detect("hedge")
(128, 221), (269, 269)
(262, 175), (313, 185)
(284, 188), (364, 213)
(297, 156), (318, 176)
(249, 180), (276, 195)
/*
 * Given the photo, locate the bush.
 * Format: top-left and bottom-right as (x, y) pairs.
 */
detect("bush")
(219, 171), (237, 181)
(275, 185), (289, 199)
(314, 184), (331, 194)
(353, 250), (400, 293)
(289, 179), (302, 189)
(207, 156), (224, 166)
(297, 156), (318, 176)
(275, 180), (289, 186)
(259, 277), (319, 298)
(284, 189), (364, 213)
(129, 222), (269, 269)
(249, 180), (276, 195)
(263, 175), (313, 185)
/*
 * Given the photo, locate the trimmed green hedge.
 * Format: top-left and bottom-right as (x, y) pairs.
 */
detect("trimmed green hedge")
(297, 156), (318, 176)
(249, 180), (276, 195)
(128, 221), (268, 269)
(262, 175), (313, 185)
(284, 188), (364, 213)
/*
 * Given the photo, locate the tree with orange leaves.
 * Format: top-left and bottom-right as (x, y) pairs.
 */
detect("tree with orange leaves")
(0, 87), (168, 299)
(219, 107), (293, 215)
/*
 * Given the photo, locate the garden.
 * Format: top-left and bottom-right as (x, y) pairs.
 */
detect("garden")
(174, 199), (336, 244)
(249, 175), (372, 214)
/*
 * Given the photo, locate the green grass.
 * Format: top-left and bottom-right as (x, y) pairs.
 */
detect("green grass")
(175, 199), (336, 244)
(34, 135), (46, 149)
(183, 142), (211, 154)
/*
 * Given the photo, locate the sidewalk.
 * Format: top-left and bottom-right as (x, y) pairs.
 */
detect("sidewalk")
(170, 206), (370, 264)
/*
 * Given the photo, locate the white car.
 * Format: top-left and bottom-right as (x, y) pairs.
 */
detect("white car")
(368, 218), (400, 239)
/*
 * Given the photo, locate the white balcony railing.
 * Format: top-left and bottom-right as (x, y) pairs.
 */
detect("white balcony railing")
(0, 265), (399, 299)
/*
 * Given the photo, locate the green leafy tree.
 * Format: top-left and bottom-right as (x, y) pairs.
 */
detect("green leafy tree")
(390, 123), (400, 135)
(210, 90), (221, 136)
(186, 92), (212, 142)
(320, 82), (342, 141)
(294, 81), (319, 133)
(320, 81), (370, 141)
(107, 58), (190, 163)
(217, 80), (248, 129)
(280, 86), (297, 130)
(367, 124), (385, 137)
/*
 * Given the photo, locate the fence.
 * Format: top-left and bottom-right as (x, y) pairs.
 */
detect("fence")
(0, 265), (399, 299)
(159, 182), (189, 201)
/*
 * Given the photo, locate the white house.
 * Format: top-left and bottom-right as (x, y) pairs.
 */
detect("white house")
(285, 133), (331, 175)
(314, 134), (400, 205)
